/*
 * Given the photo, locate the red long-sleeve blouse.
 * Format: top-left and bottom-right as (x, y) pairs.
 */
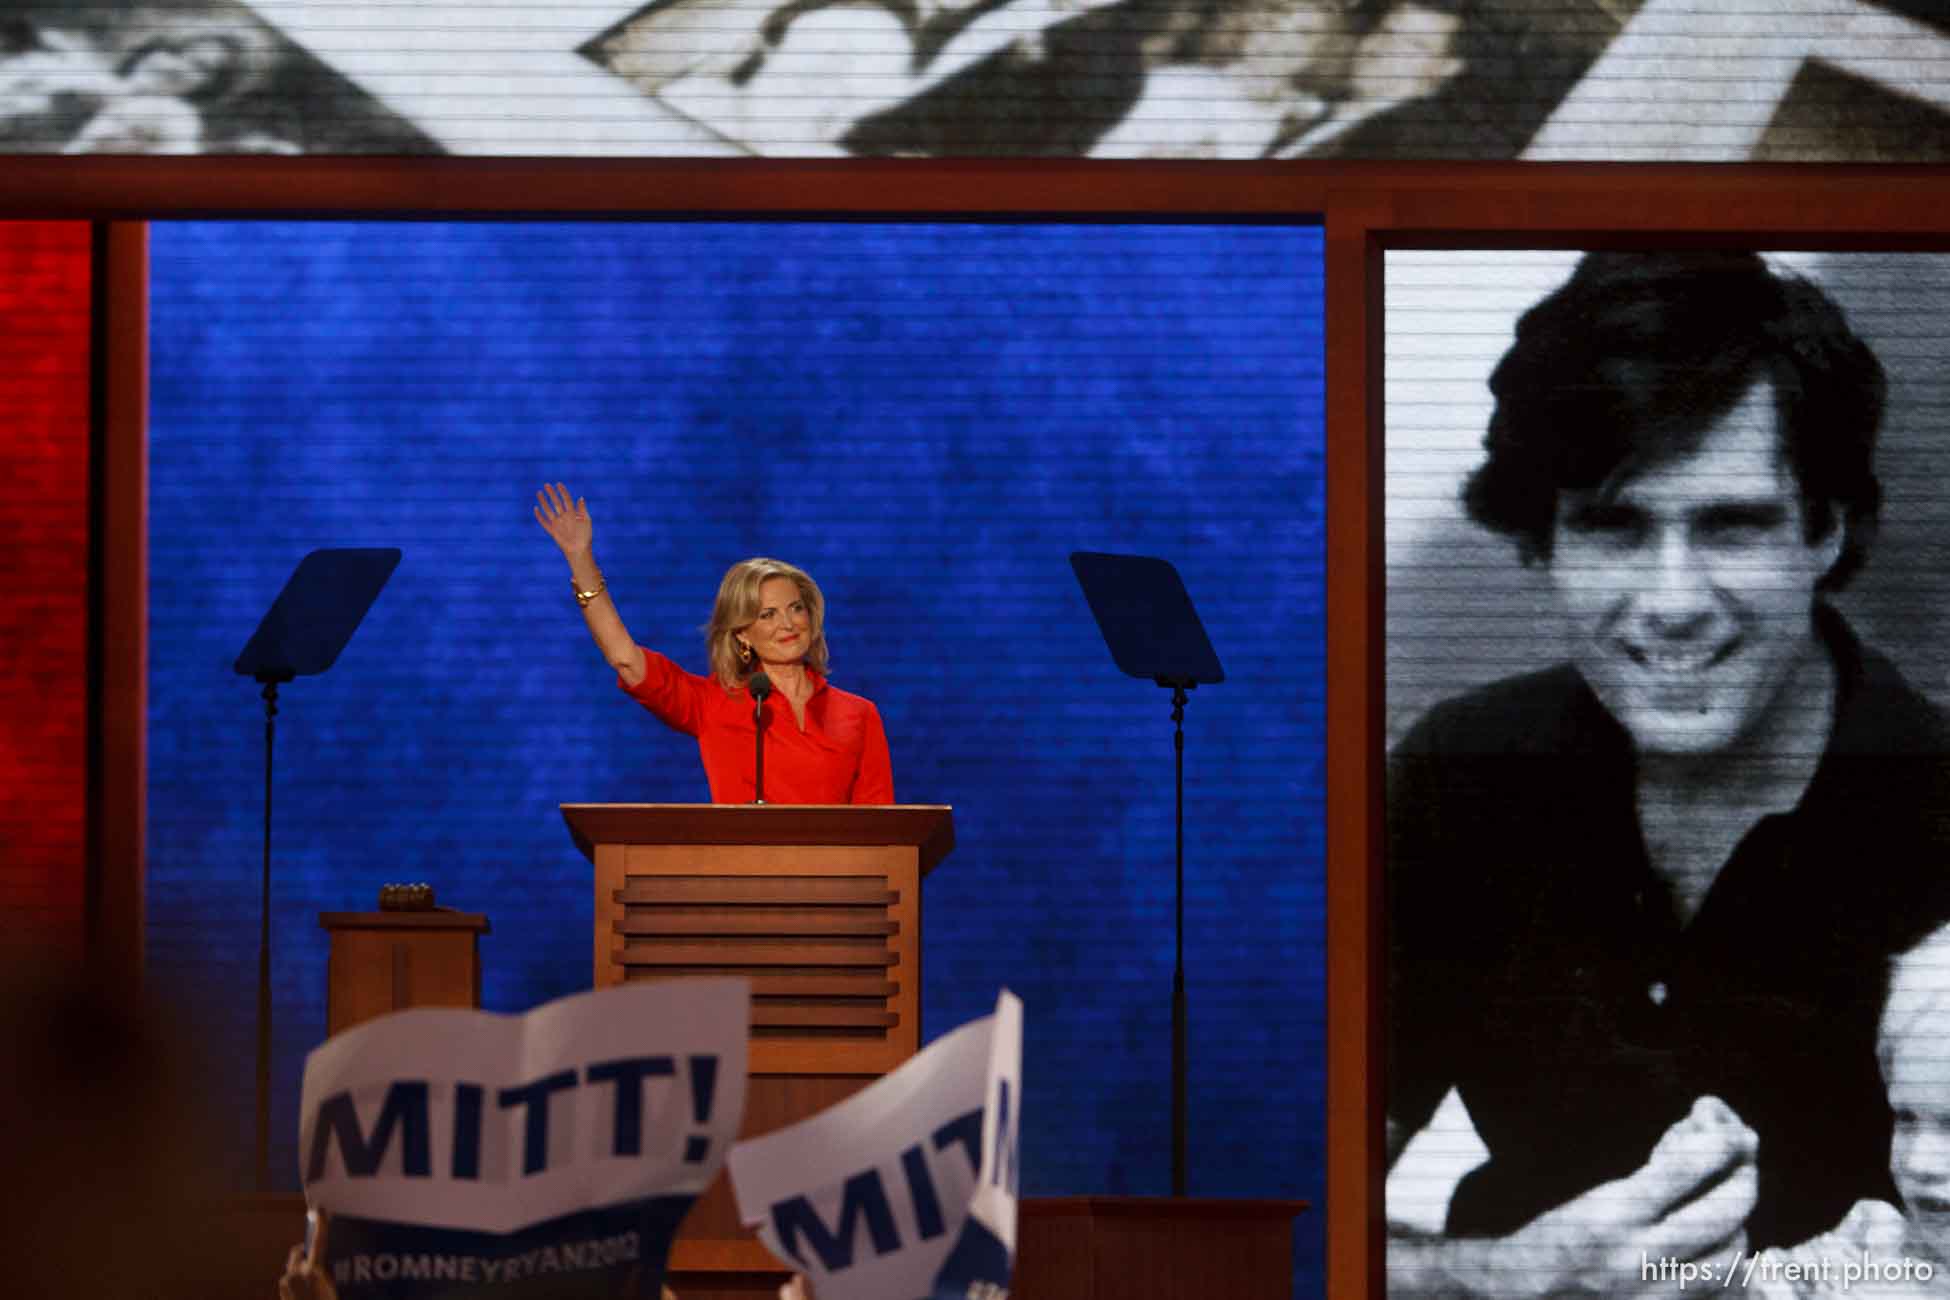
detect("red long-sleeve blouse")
(619, 649), (895, 805)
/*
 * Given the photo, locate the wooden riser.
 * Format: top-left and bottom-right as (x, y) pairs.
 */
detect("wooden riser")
(196, 1194), (1305, 1300)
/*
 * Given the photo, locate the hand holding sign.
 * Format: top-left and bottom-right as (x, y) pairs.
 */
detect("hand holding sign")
(279, 1210), (339, 1300)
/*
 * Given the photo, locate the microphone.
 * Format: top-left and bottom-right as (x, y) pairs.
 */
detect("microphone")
(748, 673), (771, 804)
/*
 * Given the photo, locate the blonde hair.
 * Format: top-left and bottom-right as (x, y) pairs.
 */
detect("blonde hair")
(704, 557), (828, 690)
(1880, 922), (1950, 1081)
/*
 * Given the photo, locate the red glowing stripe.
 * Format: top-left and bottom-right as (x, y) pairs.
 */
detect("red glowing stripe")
(0, 222), (90, 949)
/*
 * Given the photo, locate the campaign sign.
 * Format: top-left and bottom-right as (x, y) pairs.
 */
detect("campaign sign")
(298, 979), (749, 1298)
(729, 989), (1022, 1300)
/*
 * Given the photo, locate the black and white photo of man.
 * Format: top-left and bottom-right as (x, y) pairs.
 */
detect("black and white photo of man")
(1384, 251), (1950, 1297)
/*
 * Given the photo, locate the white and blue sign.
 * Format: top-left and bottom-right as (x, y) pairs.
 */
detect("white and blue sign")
(729, 989), (1021, 1300)
(297, 979), (749, 1297)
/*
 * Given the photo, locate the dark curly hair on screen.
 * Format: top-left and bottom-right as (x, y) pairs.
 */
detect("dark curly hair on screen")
(1460, 250), (1886, 592)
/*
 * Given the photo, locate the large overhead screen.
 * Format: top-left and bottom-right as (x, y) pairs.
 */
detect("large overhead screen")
(1, 2), (1947, 160)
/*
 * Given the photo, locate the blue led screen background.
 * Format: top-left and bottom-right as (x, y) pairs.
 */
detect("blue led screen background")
(144, 220), (1325, 1284)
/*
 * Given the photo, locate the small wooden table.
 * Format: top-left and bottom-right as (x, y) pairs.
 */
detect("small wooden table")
(317, 910), (490, 1035)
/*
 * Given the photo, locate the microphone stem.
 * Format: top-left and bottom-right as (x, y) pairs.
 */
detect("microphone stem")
(748, 673), (774, 804)
(753, 699), (766, 805)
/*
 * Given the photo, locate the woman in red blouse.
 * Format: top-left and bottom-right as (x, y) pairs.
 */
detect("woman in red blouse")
(534, 482), (894, 805)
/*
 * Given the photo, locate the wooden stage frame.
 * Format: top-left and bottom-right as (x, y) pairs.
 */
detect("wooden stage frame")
(37, 155), (1950, 1299)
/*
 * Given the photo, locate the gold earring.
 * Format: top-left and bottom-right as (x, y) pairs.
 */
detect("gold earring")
(738, 640), (753, 665)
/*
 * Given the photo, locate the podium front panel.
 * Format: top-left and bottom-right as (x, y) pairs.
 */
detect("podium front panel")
(596, 842), (919, 1076)
(572, 802), (948, 1287)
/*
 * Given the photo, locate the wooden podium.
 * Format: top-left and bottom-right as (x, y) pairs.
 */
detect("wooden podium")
(560, 802), (953, 1293)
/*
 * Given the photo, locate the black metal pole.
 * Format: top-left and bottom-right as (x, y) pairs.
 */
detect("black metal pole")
(1171, 682), (1187, 1197)
(257, 679), (278, 1192)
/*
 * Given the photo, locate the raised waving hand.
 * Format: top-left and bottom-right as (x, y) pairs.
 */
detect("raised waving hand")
(534, 481), (593, 556)
(534, 482), (645, 686)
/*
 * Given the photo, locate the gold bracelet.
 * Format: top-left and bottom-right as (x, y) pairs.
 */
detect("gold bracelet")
(573, 572), (607, 609)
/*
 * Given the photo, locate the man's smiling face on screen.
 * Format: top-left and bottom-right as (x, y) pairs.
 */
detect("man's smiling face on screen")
(1547, 378), (1842, 758)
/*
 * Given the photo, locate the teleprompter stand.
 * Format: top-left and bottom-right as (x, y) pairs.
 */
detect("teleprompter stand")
(233, 547), (400, 1191)
(1070, 551), (1224, 1197)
